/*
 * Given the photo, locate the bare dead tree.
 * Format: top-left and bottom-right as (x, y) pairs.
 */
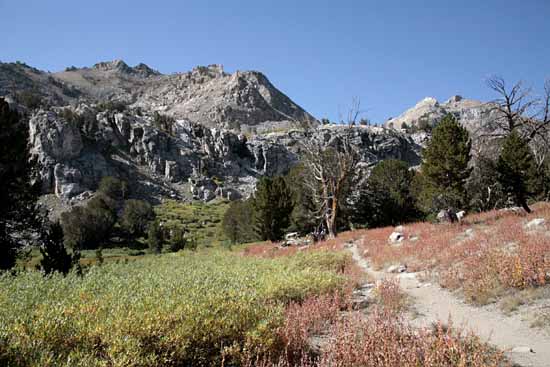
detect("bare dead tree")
(484, 76), (550, 142)
(300, 99), (362, 238)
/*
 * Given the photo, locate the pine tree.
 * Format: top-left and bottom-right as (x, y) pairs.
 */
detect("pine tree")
(355, 159), (420, 227)
(147, 221), (164, 253)
(39, 222), (80, 275)
(420, 114), (472, 211)
(222, 200), (258, 244)
(0, 98), (40, 270)
(253, 177), (294, 241)
(496, 131), (536, 213)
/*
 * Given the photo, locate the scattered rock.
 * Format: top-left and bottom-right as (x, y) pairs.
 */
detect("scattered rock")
(524, 218), (546, 231)
(511, 346), (535, 354)
(388, 231), (404, 244)
(437, 209), (458, 223)
(285, 232), (299, 241)
(387, 264), (407, 273)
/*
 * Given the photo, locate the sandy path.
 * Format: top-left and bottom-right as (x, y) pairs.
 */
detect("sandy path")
(348, 243), (550, 367)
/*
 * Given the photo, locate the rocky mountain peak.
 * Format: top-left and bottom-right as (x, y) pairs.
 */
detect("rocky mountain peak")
(385, 95), (493, 132)
(92, 59), (132, 72)
(133, 63), (161, 77)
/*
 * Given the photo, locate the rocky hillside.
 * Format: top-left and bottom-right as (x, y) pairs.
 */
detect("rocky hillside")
(27, 103), (420, 204)
(0, 60), (425, 206)
(1, 60), (315, 133)
(384, 95), (498, 133)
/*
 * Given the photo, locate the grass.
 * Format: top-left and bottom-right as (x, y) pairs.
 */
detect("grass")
(19, 247), (151, 269)
(3, 236), (510, 367)
(0, 249), (352, 367)
(154, 199), (230, 247)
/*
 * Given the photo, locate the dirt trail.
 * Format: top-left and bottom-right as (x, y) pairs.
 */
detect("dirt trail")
(348, 243), (550, 367)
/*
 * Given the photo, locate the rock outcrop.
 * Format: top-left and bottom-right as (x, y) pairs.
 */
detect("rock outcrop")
(384, 95), (498, 133)
(27, 105), (421, 202)
(2, 60), (425, 204)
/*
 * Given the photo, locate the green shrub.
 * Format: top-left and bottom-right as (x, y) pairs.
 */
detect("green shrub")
(120, 199), (155, 238)
(97, 176), (128, 201)
(60, 194), (117, 250)
(0, 250), (348, 366)
(147, 221), (165, 253)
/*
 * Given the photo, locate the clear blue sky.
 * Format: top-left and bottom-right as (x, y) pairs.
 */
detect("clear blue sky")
(1, 0), (549, 123)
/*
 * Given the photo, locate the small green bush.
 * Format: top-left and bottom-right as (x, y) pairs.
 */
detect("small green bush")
(97, 176), (128, 201)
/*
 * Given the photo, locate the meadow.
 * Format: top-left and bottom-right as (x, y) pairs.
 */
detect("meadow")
(0, 249), (352, 367)
(154, 199), (230, 247)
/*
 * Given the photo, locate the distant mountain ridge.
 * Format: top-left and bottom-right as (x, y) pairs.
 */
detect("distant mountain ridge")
(384, 95), (497, 132)
(0, 60), (315, 132)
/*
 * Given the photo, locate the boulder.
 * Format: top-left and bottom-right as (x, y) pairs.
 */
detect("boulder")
(524, 218), (546, 231)
(437, 209), (458, 223)
(387, 264), (407, 273)
(388, 231), (404, 244)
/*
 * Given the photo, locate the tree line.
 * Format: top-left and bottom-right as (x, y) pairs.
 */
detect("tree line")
(222, 77), (550, 243)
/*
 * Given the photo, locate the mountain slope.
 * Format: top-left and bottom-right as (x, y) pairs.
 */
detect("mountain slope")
(1, 60), (315, 131)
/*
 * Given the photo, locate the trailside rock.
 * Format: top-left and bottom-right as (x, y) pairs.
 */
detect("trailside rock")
(524, 218), (546, 231)
(437, 209), (458, 223)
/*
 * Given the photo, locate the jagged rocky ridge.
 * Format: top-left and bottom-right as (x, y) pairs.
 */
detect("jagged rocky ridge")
(1, 60), (315, 133)
(2, 60), (502, 205)
(27, 103), (421, 202)
(384, 95), (498, 133)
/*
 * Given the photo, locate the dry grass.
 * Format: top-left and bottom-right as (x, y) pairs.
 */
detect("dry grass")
(248, 299), (507, 367)
(372, 278), (408, 313)
(359, 202), (550, 306)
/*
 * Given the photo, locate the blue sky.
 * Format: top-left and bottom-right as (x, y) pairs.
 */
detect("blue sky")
(1, 0), (549, 123)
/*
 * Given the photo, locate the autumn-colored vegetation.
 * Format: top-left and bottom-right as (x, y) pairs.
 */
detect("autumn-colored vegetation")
(359, 202), (550, 305)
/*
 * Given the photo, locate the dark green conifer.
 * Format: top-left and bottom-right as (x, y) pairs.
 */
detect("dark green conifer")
(0, 98), (40, 270)
(253, 176), (294, 242)
(420, 114), (472, 211)
(496, 131), (536, 213)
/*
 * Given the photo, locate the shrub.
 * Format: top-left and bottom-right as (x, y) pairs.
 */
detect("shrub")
(147, 221), (165, 253)
(317, 310), (505, 367)
(97, 176), (128, 201)
(120, 199), (155, 238)
(0, 250), (348, 366)
(60, 194), (117, 250)
(38, 222), (80, 275)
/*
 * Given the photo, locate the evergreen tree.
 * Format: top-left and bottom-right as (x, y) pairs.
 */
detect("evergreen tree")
(222, 200), (258, 244)
(0, 98), (40, 270)
(420, 114), (472, 211)
(97, 176), (128, 201)
(60, 193), (117, 250)
(496, 131), (536, 213)
(253, 177), (294, 242)
(147, 221), (164, 253)
(286, 164), (317, 235)
(354, 159), (420, 227)
(120, 199), (155, 238)
(39, 222), (80, 275)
